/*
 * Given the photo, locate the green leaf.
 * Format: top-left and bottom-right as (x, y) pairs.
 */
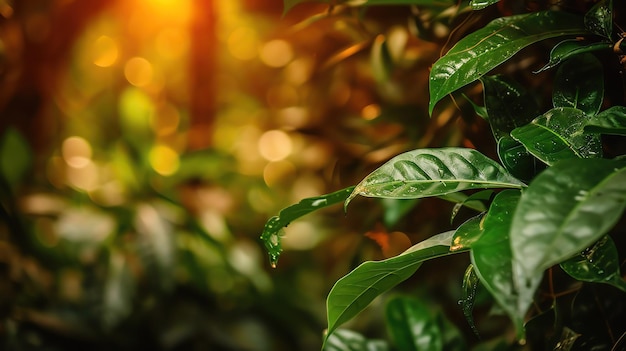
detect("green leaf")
(481, 75), (539, 181)
(552, 54), (604, 116)
(471, 190), (538, 339)
(0, 128), (32, 188)
(429, 11), (586, 114)
(260, 186), (355, 267)
(535, 39), (612, 73)
(469, 0), (500, 10)
(481, 75), (539, 140)
(381, 198), (420, 228)
(450, 190), (492, 223)
(345, 148), (525, 208)
(584, 106), (626, 135)
(510, 158), (626, 285)
(324, 329), (389, 351)
(511, 107), (602, 166)
(460, 264), (481, 337)
(451, 214), (484, 252)
(560, 236), (626, 292)
(584, 0), (612, 39)
(497, 136), (537, 182)
(325, 231), (460, 342)
(386, 296), (443, 351)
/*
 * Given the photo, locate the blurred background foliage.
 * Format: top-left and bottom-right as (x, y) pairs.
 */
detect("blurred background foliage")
(1, 0), (607, 350)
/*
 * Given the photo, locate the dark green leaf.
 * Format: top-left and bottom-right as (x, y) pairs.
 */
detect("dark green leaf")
(261, 186), (355, 267)
(471, 190), (538, 338)
(325, 231), (460, 341)
(584, 106), (626, 135)
(451, 214), (484, 251)
(511, 107), (602, 166)
(460, 264), (481, 337)
(345, 148), (525, 208)
(481, 75), (539, 140)
(470, 0), (500, 10)
(0, 128), (32, 188)
(324, 329), (389, 351)
(560, 236), (626, 292)
(429, 11), (586, 114)
(497, 136), (536, 182)
(535, 39), (612, 73)
(553, 54), (604, 116)
(584, 0), (612, 39)
(450, 190), (492, 223)
(462, 93), (488, 120)
(386, 296), (442, 351)
(510, 158), (626, 286)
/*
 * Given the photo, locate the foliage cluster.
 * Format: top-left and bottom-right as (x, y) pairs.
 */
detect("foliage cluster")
(263, 0), (626, 349)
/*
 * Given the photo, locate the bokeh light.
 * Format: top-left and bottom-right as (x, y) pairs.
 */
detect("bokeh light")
(258, 129), (292, 162)
(91, 35), (119, 67)
(149, 144), (180, 176)
(259, 39), (293, 68)
(124, 57), (154, 87)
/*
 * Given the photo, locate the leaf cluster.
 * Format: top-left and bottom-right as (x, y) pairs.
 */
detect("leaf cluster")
(263, 0), (626, 349)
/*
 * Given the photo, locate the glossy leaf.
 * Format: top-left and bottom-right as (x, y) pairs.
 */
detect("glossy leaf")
(510, 158), (626, 286)
(429, 11), (586, 114)
(325, 231), (460, 341)
(553, 54), (604, 116)
(561, 236), (626, 292)
(481, 75), (539, 140)
(471, 190), (538, 338)
(470, 0), (500, 10)
(584, 106), (626, 135)
(511, 107), (602, 166)
(345, 148), (525, 208)
(324, 329), (389, 351)
(261, 186), (355, 267)
(451, 214), (484, 251)
(481, 75), (539, 180)
(386, 296), (442, 351)
(450, 190), (492, 223)
(584, 0), (612, 39)
(497, 136), (536, 182)
(460, 265), (481, 337)
(535, 39), (612, 73)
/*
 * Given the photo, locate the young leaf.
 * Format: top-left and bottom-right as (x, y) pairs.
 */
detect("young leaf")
(260, 186), (355, 267)
(470, 190), (538, 339)
(324, 329), (389, 351)
(560, 236), (626, 293)
(385, 296), (443, 351)
(511, 107), (602, 166)
(460, 264), (481, 337)
(553, 53), (604, 116)
(510, 158), (626, 284)
(429, 11), (586, 114)
(535, 39), (612, 73)
(584, 0), (612, 39)
(584, 106), (626, 135)
(345, 148), (525, 209)
(325, 231), (460, 342)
